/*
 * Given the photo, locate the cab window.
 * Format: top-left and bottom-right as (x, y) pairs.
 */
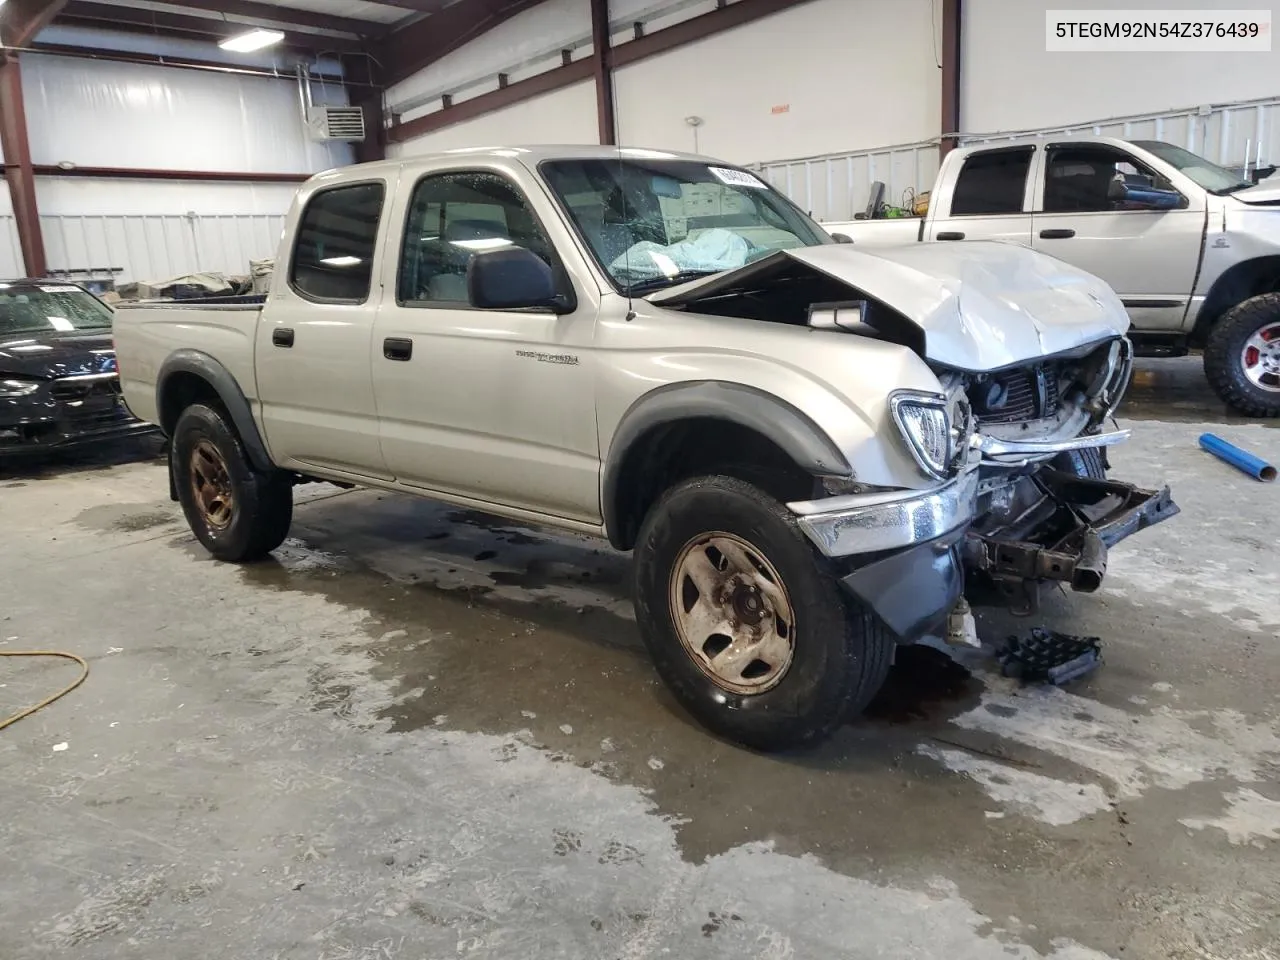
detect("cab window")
(950, 147), (1034, 216)
(398, 171), (556, 305)
(1044, 146), (1174, 213)
(291, 182), (385, 303)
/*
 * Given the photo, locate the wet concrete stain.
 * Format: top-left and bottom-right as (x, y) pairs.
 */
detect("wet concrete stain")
(1119, 356), (1279, 428)
(73, 502), (184, 535)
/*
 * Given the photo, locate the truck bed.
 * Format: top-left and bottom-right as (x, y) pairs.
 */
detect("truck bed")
(112, 300), (264, 429)
(823, 217), (923, 245)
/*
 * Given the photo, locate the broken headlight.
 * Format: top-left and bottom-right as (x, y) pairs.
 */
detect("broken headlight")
(0, 377), (41, 398)
(890, 390), (952, 480)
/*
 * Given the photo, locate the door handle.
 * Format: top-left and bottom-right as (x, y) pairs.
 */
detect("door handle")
(272, 327), (294, 348)
(936, 231), (965, 241)
(383, 337), (413, 361)
(1039, 228), (1076, 239)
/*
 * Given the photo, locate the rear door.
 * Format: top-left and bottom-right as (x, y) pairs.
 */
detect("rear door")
(1031, 143), (1204, 331)
(925, 146), (1037, 246)
(255, 178), (393, 480)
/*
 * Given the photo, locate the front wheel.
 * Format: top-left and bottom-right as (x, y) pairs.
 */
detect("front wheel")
(172, 403), (293, 562)
(632, 475), (895, 752)
(1203, 293), (1280, 417)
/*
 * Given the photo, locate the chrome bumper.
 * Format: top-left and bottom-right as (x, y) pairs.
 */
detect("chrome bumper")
(788, 469), (980, 558)
(974, 428), (1130, 465)
(788, 428), (1131, 559)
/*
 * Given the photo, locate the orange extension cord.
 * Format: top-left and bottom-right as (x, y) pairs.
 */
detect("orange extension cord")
(0, 651), (89, 731)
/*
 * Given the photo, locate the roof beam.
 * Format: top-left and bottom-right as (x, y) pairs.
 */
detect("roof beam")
(388, 58), (593, 143)
(151, 0), (380, 38)
(59, 3), (366, 52)
(359, 0), (449, 10)
(387, 0), (820, 144)
(609, 0), (812, 67)
(383, 0), (549, 86)
(29, 42), (353, 82)
(2, 0), (71, 48)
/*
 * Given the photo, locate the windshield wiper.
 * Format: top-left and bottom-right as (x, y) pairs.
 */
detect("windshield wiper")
(627, 270), (722, 295)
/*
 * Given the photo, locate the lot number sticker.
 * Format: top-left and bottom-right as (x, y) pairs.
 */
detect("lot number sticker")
(709, 167), (768, 190)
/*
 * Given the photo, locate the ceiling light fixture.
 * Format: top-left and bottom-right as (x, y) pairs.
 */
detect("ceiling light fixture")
(219, 29), (285, 53)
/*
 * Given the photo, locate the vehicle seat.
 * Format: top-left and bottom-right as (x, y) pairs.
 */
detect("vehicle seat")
(423, 219), (510, 302)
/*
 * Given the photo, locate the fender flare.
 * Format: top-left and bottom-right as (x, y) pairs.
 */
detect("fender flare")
(601, 381), (852, 548)
(156, 349), (274, 473)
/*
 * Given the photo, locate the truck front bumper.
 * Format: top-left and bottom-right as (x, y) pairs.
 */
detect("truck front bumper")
(787, 460), (1178, 641)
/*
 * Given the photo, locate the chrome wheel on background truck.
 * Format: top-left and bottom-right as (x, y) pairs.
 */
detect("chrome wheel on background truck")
(1204, 293), (1280, 418)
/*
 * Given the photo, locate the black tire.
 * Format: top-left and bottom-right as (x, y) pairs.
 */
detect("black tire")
(172, 403), (293, 562)
(632, 475), (895, 752)
(1052, 446), (1106, 480)
(1203, 293), (1280, 417)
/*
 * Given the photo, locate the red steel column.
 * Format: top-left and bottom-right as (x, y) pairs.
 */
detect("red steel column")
(590, 0), (616, 145)
(940, 0), (962, 157)
(0, 55), (47, 278)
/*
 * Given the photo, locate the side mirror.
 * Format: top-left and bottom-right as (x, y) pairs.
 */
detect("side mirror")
(466, 247), (569, 312)
(831, 233), (854, 244)
(1107, 178), (1186, 210)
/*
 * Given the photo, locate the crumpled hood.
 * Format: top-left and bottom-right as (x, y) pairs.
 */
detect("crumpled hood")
(0, 331), (117, 379)
(650, 240), (1131, 371)
(1232, 179), (1280, 205)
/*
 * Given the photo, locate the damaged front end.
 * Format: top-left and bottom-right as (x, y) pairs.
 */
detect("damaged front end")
(941, 335), (1180, 615)
(963, 465), (1179, 615)
(791, 333), (1180, 640)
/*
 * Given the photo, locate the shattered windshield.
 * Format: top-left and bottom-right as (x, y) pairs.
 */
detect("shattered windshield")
(539, 156), (829, 294)
(1132, 140), (1253, 195)
(0, 283), (113, 337)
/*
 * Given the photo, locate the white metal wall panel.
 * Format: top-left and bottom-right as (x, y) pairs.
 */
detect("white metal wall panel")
(22, 54), (354, 173)
(613, 0), (940, 165)
(0, 212), (285, 283)
(962, 97), (1280, 174)
(389, 0), (591, 118)
(753, 141), (941, 224)
(754, 98), (1280, 224)
(962, 0), (1280, 135)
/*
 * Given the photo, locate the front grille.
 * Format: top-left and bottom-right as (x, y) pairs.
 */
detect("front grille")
(51, 378), (122, 401)
(53, 375), (130, 427)
(971, 364), (1062, 424)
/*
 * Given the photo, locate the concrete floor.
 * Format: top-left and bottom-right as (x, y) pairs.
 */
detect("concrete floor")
(1, 356), (1277, 960)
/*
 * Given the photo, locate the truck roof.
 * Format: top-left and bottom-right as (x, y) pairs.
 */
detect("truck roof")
(313, 144), (735, 184)
(955, 134), (1161, 156)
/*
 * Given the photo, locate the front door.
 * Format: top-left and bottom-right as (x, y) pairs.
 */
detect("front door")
(372, 168), (601, 523)
(255, 179), (392, 480)
(1031, 143), (1204, 331)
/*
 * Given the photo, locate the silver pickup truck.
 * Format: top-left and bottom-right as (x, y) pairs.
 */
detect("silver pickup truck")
(112, 145), (1177, 750)
(824, 136), (1280, 417)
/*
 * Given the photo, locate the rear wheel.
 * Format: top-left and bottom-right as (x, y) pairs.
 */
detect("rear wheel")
(172, 403), (293, 562)
(1203, 293), (1280, 417)
(632, 475), (894, 752)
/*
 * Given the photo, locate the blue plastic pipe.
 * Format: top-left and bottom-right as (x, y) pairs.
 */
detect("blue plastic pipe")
(1199, 433), (1277, 483)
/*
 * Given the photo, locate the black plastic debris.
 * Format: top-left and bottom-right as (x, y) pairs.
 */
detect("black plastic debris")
(998, 628), (1103, 686)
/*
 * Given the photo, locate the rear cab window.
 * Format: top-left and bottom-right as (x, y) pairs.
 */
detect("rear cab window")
(948, 147), (1035, 216)
(291, 182), (386, 303)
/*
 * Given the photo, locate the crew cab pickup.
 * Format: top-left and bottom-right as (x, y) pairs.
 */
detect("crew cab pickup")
(113, 145), (1177, 750)
(824, 136), (1280, 416)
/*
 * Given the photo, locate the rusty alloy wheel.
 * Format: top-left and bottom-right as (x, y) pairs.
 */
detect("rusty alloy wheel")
(189, 439), (236, 531)
(668, 531), (797, 695)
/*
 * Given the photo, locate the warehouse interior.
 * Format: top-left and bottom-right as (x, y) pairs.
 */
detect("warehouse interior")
(1, 1), (1279, 958)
